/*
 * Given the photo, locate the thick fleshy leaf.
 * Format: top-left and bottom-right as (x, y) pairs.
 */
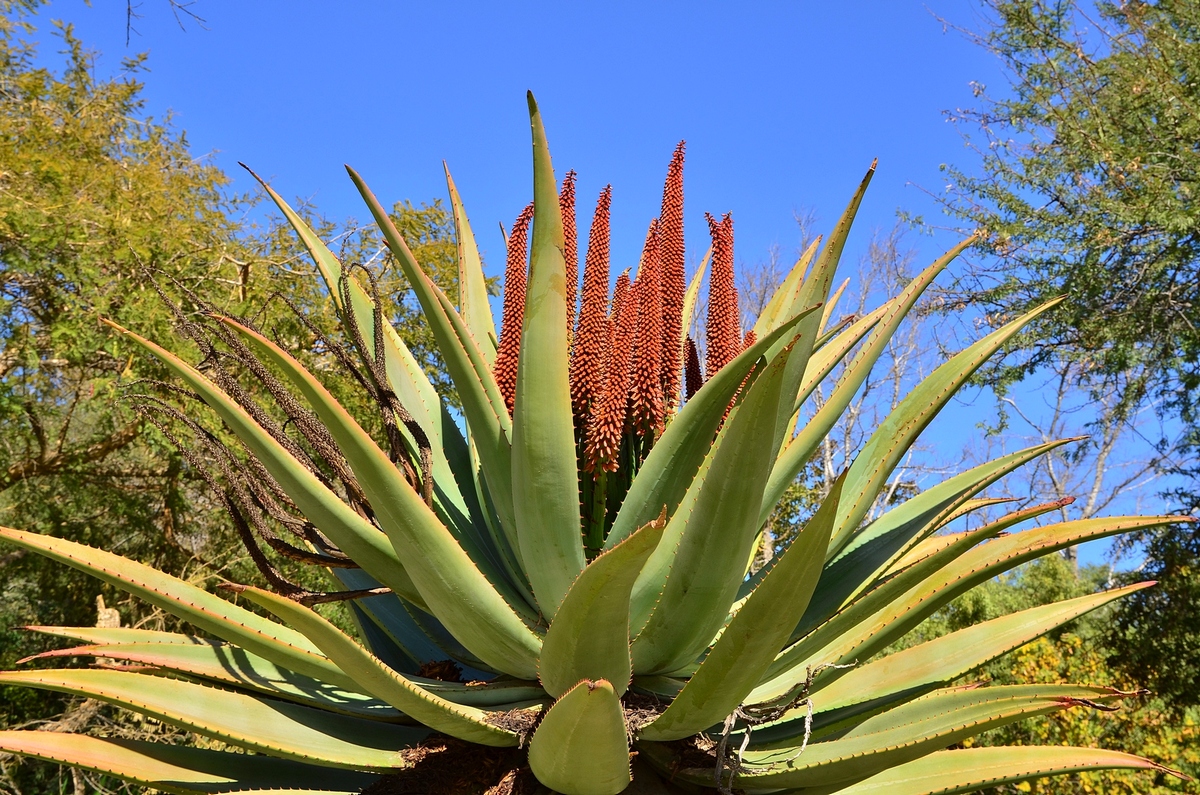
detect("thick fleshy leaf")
(444, 162), (499, 359)
(245, 167), (490, 569)
(763, 237), (977, 524)
(668, 684), (1132, 789)
(528, 679), (631, 795)
(512, 93), (585, 620)
(638, 476), (843, 741)
(824, 299), (1066, 560)
(608, 306), (818, 550)
(0, 732), (379, 795)
(19, 641), (402, 720)
(0, 669), (425, 769)
(22, 626), (206, 645)
(759, 515), (1181, 702)
(540, 517), (666, 698)
(753, 236), (821, 338)
(768, 163), (876, 450)
(806, 582), (1156, 717)
(103, 321), (427, 612)
(0, 527), (361, 692)
(218, 319), (542, 679)
(679, 248), (710, 351)
(631, 339), (794, 674)
(778, 439), (1074, 658)
(346, 166), (518, 543)
(237, 585), (522, 746)
(810, 746), (1177, 795)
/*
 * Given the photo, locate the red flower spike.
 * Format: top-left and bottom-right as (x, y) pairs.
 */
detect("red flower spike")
(743, 329), (757, 350)
(570, 185), (613, 427)
(559, 170), (579, 336)
(586, 272), (637, 472)
(684, 335), (704, 401)
(659, 142), (686, 411)
(629, 219), (665, 437)
(704, 211), (740, 378)
(610, 269), (632, 324)
(493, 202), (534, 415)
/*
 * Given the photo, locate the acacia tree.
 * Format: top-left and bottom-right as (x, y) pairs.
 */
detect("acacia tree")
(938, 0), (1200, 710)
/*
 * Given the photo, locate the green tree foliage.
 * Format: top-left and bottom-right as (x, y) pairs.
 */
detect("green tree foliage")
(0, 5), (468, 790)
(940, 0), (1200, 711)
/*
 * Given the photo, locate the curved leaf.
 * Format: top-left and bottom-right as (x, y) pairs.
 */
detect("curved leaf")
(512, 93), (586, 619)
(0, 527), (358, 692)
(444, 162), (498, 360)
(540, 516), (666, 698)
(103, 321), (427, 612)
(219, 318), (542, 679)
(812, 746), (1179, 795)
(0, 669), (425, 770)
(237, 585), (521, 746)
(631, 339), (795, 674)
(0, 732), (379, 795)
(528, 679), (631, 795)
(638, 476), (843, 741)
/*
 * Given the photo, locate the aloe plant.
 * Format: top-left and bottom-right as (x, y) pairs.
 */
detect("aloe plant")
(0, 94), (1188, 795)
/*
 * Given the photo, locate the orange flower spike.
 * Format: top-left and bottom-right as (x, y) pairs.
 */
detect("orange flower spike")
(684, 335), (704, 401)
(630, 219), (664, 437)
(659, 142), (686, 410)
(559, 170), (579, 335)
(493, 202), (534, 415)
(743, 329), (757, 350)
(570, 185), (613, 424)
(705, 211), (740, 377)
(585, 272), (636, 472)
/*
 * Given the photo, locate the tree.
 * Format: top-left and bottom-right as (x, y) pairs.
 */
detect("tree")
(938, 0), (1200, 710)
(0, 6), (466, 790)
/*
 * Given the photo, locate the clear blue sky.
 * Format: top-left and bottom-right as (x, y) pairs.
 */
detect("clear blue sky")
(35, 1), (1164, 564)
(42, 1), (1003, 273)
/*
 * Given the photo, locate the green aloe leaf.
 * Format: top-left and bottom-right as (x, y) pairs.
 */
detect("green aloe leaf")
(761, 514), (1181, 702)
(104, 321), (428, 612)
(809, 746), (1178, 795)
(631, 338), (795, 675)
(824, 298), (1066, 560)
(528, 679), (631, 795)
(672, 684), (1132, 789)
(444, 162), (499, 360)
(219, 318), (542, 679)
(753, 235), (821, 338)
(679, 247), (710, 352)
(0, 527), (359, 692)
(768, 162), (876, 450)
(763, 236), (977, 525)
(540, 516), (666, 698)
(608, 306), (818, 550)
(345, 165), (519, 544)
(0, 732), (380, 795)
(237, 585), (522, 746)
(511, 93), (586, 620)
(806, 582), (1156, 718)
(778, 440), (1074, 658)
(0, 669), (426, 770)
(22, 626), (207, 645)
(19, 641), (402, 721)
(638, 476), (843, 741)
(245, 167), (489, 561)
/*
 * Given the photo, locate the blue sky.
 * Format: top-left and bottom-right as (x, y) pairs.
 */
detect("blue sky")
(31, 1), (1171, 564)
(44, 1), (1003, 273)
